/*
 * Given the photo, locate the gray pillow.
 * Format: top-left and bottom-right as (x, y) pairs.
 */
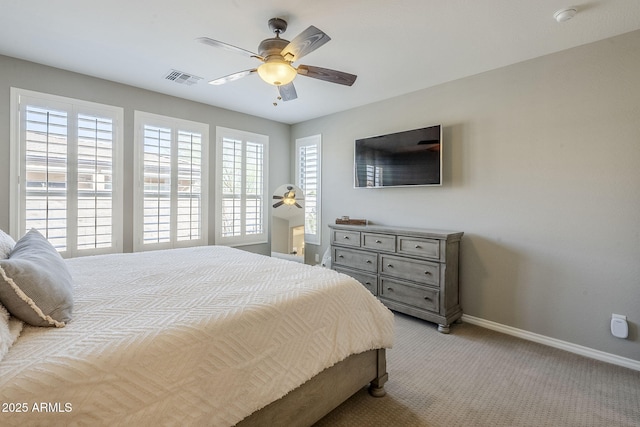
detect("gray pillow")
(0, 229), (74, 327)
(0, 230), (15, 259)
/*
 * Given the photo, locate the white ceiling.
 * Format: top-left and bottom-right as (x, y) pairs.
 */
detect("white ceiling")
(2, 1), (639, 125)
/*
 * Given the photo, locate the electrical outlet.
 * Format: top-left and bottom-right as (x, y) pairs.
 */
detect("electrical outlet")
(315, 253), (319, 263)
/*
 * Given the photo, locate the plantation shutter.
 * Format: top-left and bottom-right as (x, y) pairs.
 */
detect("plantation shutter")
(221, 137), (243, 237)
(295, 135), (322, 245)
(134, 111), (208, 251)
(142, 125), (172, 244)
(24, 105), (69, 250)
(245, 141), (264, 236)
(14, 89), (123, 256)
(216, 127), (268, 246)
(176, 131), (203, 241)
(76, 114), (115, 250)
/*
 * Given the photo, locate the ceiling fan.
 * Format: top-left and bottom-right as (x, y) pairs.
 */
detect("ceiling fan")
(197, 18), (357, 102)
(273, 186), (302, 208)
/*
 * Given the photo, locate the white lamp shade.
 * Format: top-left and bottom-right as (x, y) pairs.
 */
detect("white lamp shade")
(257, 61), (297, 86)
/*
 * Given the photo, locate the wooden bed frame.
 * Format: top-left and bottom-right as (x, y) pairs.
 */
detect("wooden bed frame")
(238, 349), (388, 426)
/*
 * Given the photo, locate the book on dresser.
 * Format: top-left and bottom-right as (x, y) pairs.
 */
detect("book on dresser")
(329, 223), (463, 333)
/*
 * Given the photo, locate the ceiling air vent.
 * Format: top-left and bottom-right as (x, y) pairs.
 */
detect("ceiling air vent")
(164, 70), (202, 86)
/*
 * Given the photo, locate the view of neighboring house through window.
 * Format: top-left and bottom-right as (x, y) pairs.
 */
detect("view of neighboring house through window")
(295, 135), (321, 245)
(215, 127), (269, 246)
(10, 88), (123, 256)
(133, 112), (208, 251)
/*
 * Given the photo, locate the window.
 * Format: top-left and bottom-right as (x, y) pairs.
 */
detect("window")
(295, 135), (321, 245)
(366, 164), (383, 187)
(10, 88), (123, 256)
(133, 112), (208, 251)
(215, 127), (269, 246)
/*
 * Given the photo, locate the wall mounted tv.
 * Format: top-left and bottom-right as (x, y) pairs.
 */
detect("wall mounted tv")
(354, 124), (442, 188)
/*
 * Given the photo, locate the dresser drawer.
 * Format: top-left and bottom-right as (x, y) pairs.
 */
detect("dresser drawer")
(334, 267), (377, 295)
(380, 254), (439, 286)
(332, 229), (361, 247)
(362, 233), (396, 252)
(380, 278), (439, 312)
(398, 236), (440, 260)
(333, 247), (378, 273)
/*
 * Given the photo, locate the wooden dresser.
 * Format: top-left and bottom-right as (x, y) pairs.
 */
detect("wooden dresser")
(329, 224), (463, 333)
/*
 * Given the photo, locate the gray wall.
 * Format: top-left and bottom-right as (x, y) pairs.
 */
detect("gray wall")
(0, 55), (291, 255)
(292, 30), (640, 361)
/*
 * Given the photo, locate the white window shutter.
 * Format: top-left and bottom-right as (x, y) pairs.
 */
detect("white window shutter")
(296, 135), (321, 246)
(216, 127), (269, 246)
(12, 88), (123, 256)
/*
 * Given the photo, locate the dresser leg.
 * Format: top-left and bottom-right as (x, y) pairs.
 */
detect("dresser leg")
(437, 324), (450, 334)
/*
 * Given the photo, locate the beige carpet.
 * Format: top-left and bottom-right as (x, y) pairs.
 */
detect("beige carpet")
(315, 313), (640, 427)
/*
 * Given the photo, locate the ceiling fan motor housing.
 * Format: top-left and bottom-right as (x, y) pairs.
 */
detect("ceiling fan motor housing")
(258, 37), (289, 58)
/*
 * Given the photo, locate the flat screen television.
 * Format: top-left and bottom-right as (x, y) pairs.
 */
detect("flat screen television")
(354, 124), (442, 188)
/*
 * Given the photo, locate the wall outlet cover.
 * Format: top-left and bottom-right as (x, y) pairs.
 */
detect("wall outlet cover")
(611, 316), (629, 339)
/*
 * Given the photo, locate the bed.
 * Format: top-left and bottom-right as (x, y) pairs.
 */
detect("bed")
(0, 236), (394, 426)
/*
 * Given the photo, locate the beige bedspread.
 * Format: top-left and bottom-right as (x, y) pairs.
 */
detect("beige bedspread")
(0, 245), (394, 426)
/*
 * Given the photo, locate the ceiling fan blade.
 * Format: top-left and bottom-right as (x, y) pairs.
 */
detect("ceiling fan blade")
(277, 82), (298, 101)
(294, 202), (302, 208)
(297, 65), (357, 86)
(281, 26), (331, 62)
(273, 195), (283, 199)
(209, 69), (257, 85)
(197, 37), (263, 60)
(273, 201), (284, 208)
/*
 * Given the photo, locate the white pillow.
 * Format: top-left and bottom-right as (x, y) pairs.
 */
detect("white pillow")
(0, 229), (16, 259)
(0, 303), (23, 362)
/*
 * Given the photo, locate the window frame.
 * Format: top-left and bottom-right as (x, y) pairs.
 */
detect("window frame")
(295, 134), (322, 246)
(215, 126), (269, 247)
(133, 111), (209, 252)
(9, 87), (124, 257)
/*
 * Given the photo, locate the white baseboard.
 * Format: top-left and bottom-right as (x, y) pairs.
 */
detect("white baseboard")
(461, 314), (640, 372)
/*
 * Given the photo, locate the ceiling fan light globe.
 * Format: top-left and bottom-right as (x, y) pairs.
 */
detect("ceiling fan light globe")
(257, 61), (297, 86)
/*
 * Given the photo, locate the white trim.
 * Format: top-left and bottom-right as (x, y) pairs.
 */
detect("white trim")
(9, 88), (21, 239)
(462, 314), (640, 372)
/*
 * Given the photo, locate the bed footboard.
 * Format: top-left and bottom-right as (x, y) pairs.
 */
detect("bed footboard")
(237, 348), (387, 427)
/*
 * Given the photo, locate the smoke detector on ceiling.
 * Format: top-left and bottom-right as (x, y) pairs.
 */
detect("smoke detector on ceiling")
(554, 8), (577, 23)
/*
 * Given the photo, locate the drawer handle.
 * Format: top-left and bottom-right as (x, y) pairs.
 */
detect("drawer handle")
(338, 255), (344, 258)
(375, 239), (382, 244)
(343, 236), (350, 240)
(387, 264), (394, 268)
(387, 287), (394, 291)
(415, 244), (422, 249)
(365, 282), (372, 286)
(424, 271), (432, 275)
(424, 296), (432, 301)
(366, 260), (372, 264)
